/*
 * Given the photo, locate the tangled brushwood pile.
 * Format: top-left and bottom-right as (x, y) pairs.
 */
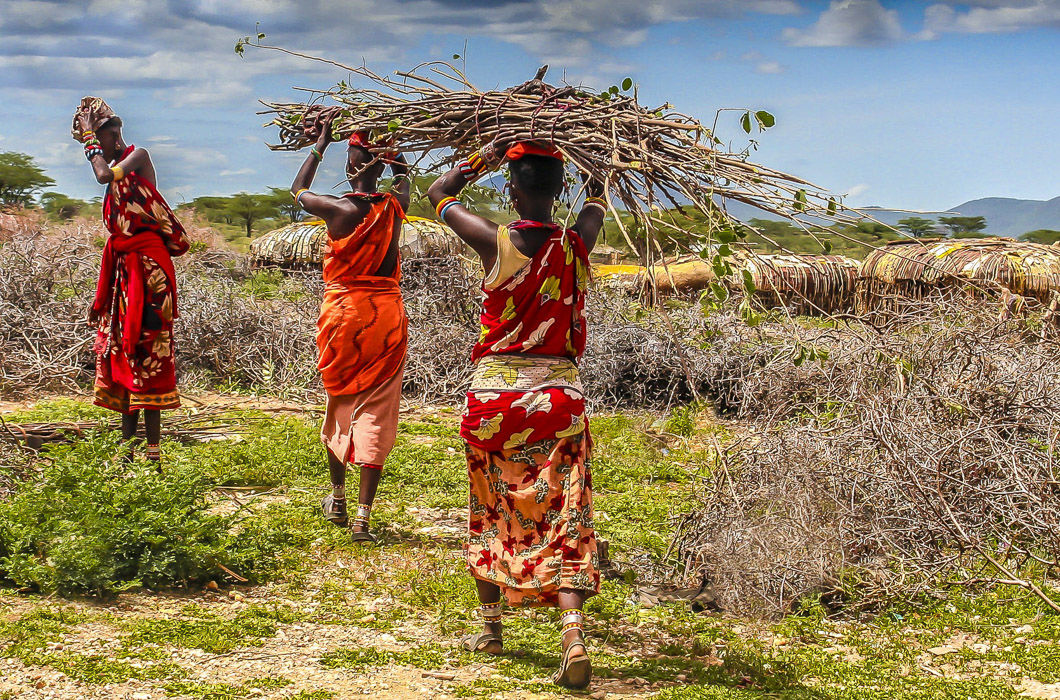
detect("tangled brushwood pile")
(0, 213), (719, 406)
(251, 50), (861, 258)
(669, 295), (1060, 616)
(858, 237), (1060, 311)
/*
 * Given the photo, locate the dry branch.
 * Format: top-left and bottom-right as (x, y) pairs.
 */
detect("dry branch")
(253, 53), (865, 264)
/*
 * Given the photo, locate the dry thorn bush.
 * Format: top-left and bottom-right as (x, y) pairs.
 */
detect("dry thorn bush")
(671, 296), (1060, 616)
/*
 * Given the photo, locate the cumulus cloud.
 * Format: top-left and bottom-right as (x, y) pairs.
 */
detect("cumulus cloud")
(923, 0), (1060, 36)
(0, 0), (807, 107)
(846, 183), (870, 198)
(783, 0), (905, 47)
(783, 0), (1059, 46)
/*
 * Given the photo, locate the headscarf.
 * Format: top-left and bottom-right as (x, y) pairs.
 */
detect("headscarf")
(506, 141), (564, 162)
(71, 96), (121, 140)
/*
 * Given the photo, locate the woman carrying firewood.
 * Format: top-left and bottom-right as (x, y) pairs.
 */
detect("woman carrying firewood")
(427, 141), (606, 689)
(291, 113), (411, 543)
(72, 98), (190, 465)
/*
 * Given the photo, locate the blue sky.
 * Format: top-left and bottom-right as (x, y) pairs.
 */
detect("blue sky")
(1, 0), (1057, 211)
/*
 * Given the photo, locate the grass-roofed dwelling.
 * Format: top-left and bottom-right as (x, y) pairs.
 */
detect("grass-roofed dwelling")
(737, 253), (860, 316)
(249, 216), (462, 268)
(857, 237), (1060, 312)
(634, 252), (860, 316)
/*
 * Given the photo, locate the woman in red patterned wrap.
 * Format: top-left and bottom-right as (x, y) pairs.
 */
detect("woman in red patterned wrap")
(428, 140), (607, 689)
(74, 100), (189, 465)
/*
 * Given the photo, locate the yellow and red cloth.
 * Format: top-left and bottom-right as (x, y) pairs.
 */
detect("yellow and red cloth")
(461, 219), (598, 606)
(460, 221), (590, 452)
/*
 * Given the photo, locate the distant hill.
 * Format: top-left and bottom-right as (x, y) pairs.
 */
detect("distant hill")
(718, 196), (1060, 238)
(941, 196), (1060, 237)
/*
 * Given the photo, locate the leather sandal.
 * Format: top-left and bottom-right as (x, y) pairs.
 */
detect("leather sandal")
(321, 494), (348, 527)
(349, 529), (377, 543)
(554, 639), (591, 689)
(460, 630), (504, 655)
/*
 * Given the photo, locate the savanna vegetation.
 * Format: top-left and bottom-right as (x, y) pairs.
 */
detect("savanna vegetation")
(0, 153), (1058, 698)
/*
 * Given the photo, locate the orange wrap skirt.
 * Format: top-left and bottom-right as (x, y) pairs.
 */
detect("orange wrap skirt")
(316, 277), (407, 465)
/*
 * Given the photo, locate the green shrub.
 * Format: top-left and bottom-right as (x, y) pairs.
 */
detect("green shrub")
(0, 432), (290, 594)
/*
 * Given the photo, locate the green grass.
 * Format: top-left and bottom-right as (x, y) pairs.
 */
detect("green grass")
(122, 603), (298, 654)
(0, 399), (1056, 699)
(320, 643), (462, 671)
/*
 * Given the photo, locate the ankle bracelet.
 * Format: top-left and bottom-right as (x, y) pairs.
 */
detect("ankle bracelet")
(559, 609), (584, 633)
(481, 601), (504, 621)
(353, 504), (371, 527)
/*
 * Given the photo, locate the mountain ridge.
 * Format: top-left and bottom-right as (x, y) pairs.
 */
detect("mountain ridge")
(721, 195), (1060, 237)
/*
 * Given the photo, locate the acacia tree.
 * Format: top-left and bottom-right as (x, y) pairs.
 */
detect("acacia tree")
(227, 192), (279, 237)
(898, 216), (936, 238)
(267, 187), (302, 224)
(0, 151), (54, 207)
(939, 216), (987, 237)
(40, 192), (90, 220)
(1019, 229), (1060, 245)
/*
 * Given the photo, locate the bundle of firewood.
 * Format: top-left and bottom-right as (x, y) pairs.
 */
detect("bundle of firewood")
(257, 59), (860, 253)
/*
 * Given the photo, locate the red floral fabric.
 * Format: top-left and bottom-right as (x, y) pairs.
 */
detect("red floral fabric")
(461, 221), (599, 606)
(466, 433), (600, 607)
(92, 145), (189, 412)
(460, 222), (591, 452)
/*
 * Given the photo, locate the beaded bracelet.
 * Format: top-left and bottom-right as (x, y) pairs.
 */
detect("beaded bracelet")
(466, 151), (491, 175)
(458, 158), (486, 182)
(82, 130), (96, 142)
(110, 166), (124, 181)
(439, 200), (462, 220)
(293, 188), (310, 208)
(85, 148), (104, 161)
(310, 147), (323, 162)
(584, 196), (607, 213)
(435, 195), (459, 218)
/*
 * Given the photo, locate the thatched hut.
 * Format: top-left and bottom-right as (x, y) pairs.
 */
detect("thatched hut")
(857, 237), (1060, 311)
(249, 215), (463, 268)
(629, 252), (859, 315)
(737, 253), (860, 315)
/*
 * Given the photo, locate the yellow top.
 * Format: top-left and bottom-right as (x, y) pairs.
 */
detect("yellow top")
(484, 224), (531, 291)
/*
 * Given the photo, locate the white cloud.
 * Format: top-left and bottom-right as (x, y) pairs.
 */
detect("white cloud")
(756, 60), (786, 74)
(783, 0), (905, 47)
(218, 168), (256, 177)
(847, 183), (870, 198)
(923, 0), (1060, 36)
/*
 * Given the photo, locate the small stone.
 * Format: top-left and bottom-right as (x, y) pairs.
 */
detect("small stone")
(205, 580), (219, 591)
(1015, 624), (1034, 635)
(132, 694), (151, 700)
(676, 673), (688, 682)
(590, 691), (607, 699)
(927, 645), (959, 656)
(360, 614), (377, 624)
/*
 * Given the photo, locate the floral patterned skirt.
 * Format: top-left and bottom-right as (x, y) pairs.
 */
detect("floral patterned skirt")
(94, 255), (179, 413)
(465, 433), (600, 607)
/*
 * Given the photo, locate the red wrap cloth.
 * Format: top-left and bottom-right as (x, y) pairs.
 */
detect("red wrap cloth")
(316, 192), (408, 396)
(92, 145), (188, 411)
(460, 222), (591, 452)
